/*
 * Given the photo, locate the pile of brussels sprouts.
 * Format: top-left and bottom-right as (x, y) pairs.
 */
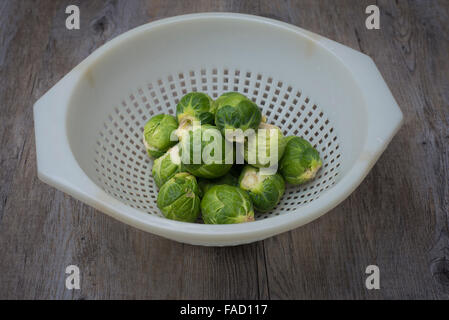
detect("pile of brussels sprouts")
(142, 92), (323, 224)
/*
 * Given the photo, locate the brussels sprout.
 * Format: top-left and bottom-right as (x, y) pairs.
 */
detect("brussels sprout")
(198, 172), (239, 197)
(143, 114), (178, 158)
(156, 172), (200, 222)
(176, 92), (215, 127)
(180, 124), (233, 179)
(244, 122), (286, 169)
(214, 92), (262, 142)
(213, 92), (248, 110)
(239, 165), (285, 212)
(152, 144), (183, 188)
(279, 136), (322, 185)
(201, 185), (255, 224)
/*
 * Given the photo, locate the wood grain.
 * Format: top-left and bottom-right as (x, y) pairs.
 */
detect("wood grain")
(0, 0), (448, 299)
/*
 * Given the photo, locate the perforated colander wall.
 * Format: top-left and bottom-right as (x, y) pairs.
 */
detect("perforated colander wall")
(93, 67), (341, 220)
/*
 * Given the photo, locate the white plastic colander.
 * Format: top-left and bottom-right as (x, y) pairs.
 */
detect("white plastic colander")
(34, 13), (403, 246)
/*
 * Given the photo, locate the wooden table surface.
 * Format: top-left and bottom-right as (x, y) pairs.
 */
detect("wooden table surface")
(0, 0), (448, 300)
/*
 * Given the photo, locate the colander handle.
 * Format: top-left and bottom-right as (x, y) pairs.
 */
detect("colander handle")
(302, 28), (403, 159)
(325, 38), (404, 160)
(352, 55), (403, 158)
(33, 72), (82, 189)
